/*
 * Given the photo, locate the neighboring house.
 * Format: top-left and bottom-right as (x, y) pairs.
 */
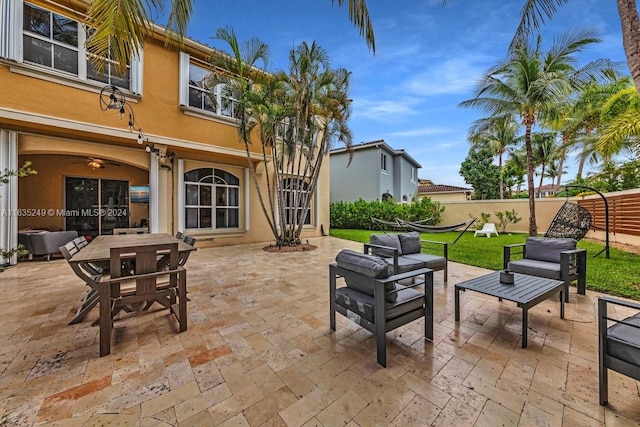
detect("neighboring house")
(536, 184), (560, 198)
(0, 0), (329, 266)
(330, 140), (421, 203)
(418, 184), (472, 202)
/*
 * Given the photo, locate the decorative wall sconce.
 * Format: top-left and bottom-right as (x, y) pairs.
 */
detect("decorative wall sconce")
(145, 143), (175, 166)
(99, 85), (148, 145)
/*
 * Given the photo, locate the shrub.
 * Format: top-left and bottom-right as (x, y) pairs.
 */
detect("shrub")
(494, 209), (522, 233)
(470, 212), (491, 230)
(330, 198), (443, 230)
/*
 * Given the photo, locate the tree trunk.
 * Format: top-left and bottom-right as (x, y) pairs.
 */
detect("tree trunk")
(617, 0), (640, 96)
(499, 152), (504, 199)
(556, 139), (566, 187)
(524, 121), (538, 236)
(538, 164), (546, 198)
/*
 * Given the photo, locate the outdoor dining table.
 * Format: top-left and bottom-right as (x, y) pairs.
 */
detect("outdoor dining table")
(69, 233), (196, 265)
(67, 233), (196, 324)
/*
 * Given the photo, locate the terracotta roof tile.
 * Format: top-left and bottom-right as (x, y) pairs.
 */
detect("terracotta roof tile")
(419, 184), (472, 193)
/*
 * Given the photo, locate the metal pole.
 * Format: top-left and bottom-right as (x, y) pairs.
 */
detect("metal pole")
(563, 185), (610, 259)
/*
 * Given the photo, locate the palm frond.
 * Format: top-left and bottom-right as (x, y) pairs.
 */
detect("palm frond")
(509, 0), (569, 52)
(331, 0), (375, 53)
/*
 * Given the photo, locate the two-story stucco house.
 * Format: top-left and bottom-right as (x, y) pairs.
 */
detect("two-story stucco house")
(0, 0), (329, 266)
(330, 140), (421, 203)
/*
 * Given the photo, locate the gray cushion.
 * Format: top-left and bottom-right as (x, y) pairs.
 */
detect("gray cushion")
(384, 256), (424, 274)
(335, 249), (396, 302)
(525, 237), (576, 264)
(403, 253), (446, 269)
(607, 313), (640, 366)
(335, 249), (391, 278)
(335, 284), (425, 323)
(508, 259), (562, 280)
(370, 234), (402, 257)
(399, 232), (421, 255)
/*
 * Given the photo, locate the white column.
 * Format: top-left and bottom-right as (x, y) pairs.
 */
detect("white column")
(149, 153), (160, 233)
(0, 130), (18, 265)
(245, 167), (250, 230)
(177, 159), (184, 232)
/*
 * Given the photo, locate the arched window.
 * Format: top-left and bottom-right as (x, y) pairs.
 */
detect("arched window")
(184, 168), (239, 229)
(283, 178), (311, 225)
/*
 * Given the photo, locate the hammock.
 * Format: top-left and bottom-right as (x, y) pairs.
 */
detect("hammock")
(370, 217), (404, 232)
(544, 201), (592, 241)
(396, 218), (476, 233)
(396, 217), (477, 244)
(371, 217), (435, 232)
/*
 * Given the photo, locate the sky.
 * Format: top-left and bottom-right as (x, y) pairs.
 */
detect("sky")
(164, 0), (628, 188)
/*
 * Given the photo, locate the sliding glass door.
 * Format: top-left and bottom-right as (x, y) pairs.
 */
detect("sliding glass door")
(65, 177), (130, 236)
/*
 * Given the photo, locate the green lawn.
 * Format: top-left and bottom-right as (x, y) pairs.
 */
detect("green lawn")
(330, 228), (640, 300)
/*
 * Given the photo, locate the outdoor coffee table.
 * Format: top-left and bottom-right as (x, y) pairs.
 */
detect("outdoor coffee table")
(455, 271), (564, 348)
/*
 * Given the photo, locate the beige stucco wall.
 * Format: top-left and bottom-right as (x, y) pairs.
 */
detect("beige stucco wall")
(440, 198), (566, 234)
(439, 195), (640, 246)
(419, 192), (469, 203)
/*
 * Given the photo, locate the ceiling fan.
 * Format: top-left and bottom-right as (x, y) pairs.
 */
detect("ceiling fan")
(72, 157), (122, 170)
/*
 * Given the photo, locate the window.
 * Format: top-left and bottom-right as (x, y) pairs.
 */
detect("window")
(180, 53), (238, 119)
(23, 3), (79, 74)
(411, 167), (417, 183)
(380, 152), (387, 172)
(184, 167), (240, 230)
(0, 2), (142, 92)
(85, 28), (131, 89)
(283, 178), (311, 225)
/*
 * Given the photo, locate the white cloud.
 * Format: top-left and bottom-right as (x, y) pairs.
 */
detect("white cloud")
(387, 127), (450, 138)
(404, 56), (487, 96)
(354, 98), (420, 121)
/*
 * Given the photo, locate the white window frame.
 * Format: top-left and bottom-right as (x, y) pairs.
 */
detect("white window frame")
(0, 0), (142, 94)
(411, 167), (417, 183)
(380, 152), (388, 173)
(179, 52), (239, 123)
(283, 177), (312, 226)
(183, 165), (242, 231)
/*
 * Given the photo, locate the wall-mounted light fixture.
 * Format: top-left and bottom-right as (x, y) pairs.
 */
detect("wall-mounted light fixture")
(99, 85), (148, 145)
(145, 143), (175, 166)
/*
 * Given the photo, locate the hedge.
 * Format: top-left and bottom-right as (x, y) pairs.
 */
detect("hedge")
(330, 198), (444, 230)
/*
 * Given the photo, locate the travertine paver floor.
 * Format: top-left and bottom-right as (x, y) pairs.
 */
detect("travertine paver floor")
(0, 236), (639, 426)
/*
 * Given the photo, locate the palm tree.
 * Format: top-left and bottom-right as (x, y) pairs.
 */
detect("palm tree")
(531, 132), (558, 197)
(512, 0), (640, 97)
(558, 79), (628, 179)
(209, 28), (352, 246)
(504, 149), (528, 195)
(84, 0), (374, 75)
(468, 115), (520, 199)
(596, 83), (640, 158)
(460, 28), (609, 235)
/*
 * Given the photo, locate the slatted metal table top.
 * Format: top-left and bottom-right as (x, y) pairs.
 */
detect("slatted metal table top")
(455, 271), (564, 348)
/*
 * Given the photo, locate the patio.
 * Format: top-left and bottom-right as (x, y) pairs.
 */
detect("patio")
(0, 236), (638, 426)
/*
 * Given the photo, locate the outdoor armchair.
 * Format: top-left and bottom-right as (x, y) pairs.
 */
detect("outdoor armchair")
(598, 296), (640, 406)
(329, 249), (433, 367)
(504, 237), (586, 302)
(474, 223), (499, 238)
(366, 232), (448, 282)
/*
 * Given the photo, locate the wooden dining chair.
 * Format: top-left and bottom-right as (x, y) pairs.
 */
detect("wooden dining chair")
(179, 236), (197, 266)
(73, 236), (89, 249)
(60, 241), (103, 324)
(98, 243), (187, 356)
